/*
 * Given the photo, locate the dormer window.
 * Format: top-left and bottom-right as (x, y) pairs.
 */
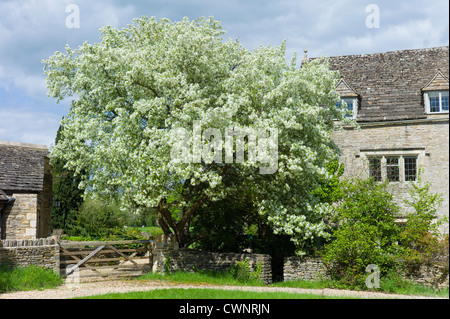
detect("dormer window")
(425, 90), (449, 113)
(422, 70), (449, 114)
(336, 98), (357, 118)
(335, 78), (359, 119)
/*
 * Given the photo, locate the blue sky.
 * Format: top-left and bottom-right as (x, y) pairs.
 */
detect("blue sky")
(0, 0), (448, 147)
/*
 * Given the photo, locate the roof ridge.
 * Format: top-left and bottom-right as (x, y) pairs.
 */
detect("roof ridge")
(326, 46), (449, 59)
(0, 141), (48, 150)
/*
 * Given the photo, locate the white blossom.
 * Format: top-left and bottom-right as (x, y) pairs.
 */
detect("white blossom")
(43, 16), (353, 253)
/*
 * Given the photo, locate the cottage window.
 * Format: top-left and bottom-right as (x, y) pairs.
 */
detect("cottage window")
(425, 90), (449, 113)
(336, 98), (357, 119)
(367, 155), (418, 182)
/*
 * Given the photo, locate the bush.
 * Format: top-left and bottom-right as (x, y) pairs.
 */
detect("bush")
(322, 177), (401, 288)
(322, 174), (448, 290)
(189, 193), (296, 257)
(230, 260), (264, 285)
(399, 177), (447, 275)
(66, 196), (131, 238)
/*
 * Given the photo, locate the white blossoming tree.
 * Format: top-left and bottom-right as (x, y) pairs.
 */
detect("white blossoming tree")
(44, 16), (350, 252)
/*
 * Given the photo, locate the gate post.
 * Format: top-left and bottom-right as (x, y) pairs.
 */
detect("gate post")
(152, 234), (178, 274)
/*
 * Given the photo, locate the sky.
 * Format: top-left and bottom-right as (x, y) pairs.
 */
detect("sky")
(0, 0), (448, 148)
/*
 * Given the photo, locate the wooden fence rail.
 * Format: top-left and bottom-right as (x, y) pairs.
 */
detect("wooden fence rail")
(59, 239), (154, 279)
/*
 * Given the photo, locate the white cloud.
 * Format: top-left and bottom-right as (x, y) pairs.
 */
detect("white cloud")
(341, 18), (448, 55)
(0, 0), (137, 95)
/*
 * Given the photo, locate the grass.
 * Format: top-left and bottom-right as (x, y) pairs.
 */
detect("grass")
(134, 226), (164, 237)
(77, 288), (359, 299)
(137, 270), (449, 298)
(138, 269), (264, 287)
(272, 278), (449, 298)
(0, 264), (63, 293)
(1, 264), (447, 299)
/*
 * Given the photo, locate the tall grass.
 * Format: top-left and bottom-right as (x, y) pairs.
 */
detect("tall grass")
(0, 264), (63, 293)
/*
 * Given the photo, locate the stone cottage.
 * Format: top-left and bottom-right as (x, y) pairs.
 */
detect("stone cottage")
(327, 46), (449, 233)
(0, 141), (52, 239)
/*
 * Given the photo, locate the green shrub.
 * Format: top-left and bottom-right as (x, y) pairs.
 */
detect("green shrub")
(322, 175), (448, 290)
(65, 196), (123, 237)
(399, 176), (447, 277)
(230, 260), (264, 285)
(322, 177), (401, 288)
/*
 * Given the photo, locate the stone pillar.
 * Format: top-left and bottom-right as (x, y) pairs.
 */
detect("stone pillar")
(151, 234), (179, 274)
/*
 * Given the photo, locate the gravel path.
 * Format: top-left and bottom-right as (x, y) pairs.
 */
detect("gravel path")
(0, 279), (446, 299)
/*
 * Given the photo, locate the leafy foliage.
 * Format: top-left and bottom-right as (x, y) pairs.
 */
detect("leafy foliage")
(311, 159), (344, 204)
(321, 174), (447, 289)
(64, 196), (148, 241)
(230, 260), (264, 285)
(322, 178), (401, 287)
(399, 176), (447, 278)
(51, 123), (85, 231)
(189, 192), (296, 256)
(44, 16), (352, 250)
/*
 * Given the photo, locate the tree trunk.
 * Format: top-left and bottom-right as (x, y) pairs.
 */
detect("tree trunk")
(156, 196), (208, 248)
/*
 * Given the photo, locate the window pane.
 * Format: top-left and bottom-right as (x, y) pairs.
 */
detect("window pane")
(404, 156), (417, 181)
(336, 99), (354, 117)
(368, 157), (382, 181)
(386, 157), (400, 182)
(442, 91), (449, 111)
(343, 98), (354, 118)
(429, 92), (440, 112)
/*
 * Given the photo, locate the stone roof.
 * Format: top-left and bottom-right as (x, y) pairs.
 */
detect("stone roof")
(0, 141), (49, 192)
(0, 189), (8, 203)
(326, 46), (449, 122)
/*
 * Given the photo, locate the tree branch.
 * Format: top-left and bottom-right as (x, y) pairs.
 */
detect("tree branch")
(131, 77), (160, 98)
(177, 194), (208, 232)
(184, 231), (209, 247)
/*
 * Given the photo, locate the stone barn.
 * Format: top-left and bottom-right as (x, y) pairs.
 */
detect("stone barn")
(0, 141), (52, 239)
(327, 46), (449, 233)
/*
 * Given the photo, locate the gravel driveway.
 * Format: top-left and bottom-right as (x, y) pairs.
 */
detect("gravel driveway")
(0, 279), (446, 299)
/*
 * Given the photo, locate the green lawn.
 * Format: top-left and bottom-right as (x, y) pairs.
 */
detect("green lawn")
(2, 264), (447, 299)
(77, 287), (359, 299)
(133, 226), (164, 238)
(137, 270), (449, 298)
(139, 269), (263, 286)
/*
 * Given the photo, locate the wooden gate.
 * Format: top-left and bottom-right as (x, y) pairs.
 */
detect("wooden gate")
(59, 240), (153, 280)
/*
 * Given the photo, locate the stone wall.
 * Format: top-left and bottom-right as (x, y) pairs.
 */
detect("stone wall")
(332, 118), (449, 234)
(0, 233), (447, 289)
(0, 236), (59, 272)
(152, 235), (272, 284)
(283, 257), (328, 282)
(404, 264), (449, 289)
(283, 256), (449, 289)
(3, 193), (39, 239)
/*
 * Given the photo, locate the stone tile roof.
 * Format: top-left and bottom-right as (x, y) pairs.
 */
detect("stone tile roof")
(0, 141), (49, 192)
(0, 189), (8, 203)
(326, 46), (449, 122)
